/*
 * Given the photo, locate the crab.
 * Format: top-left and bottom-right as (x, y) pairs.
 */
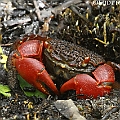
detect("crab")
(7, 34), (116, 99)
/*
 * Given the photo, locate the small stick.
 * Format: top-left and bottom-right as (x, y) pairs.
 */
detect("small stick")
(33, 0), (41, 21)
(0, 43), (13, 47)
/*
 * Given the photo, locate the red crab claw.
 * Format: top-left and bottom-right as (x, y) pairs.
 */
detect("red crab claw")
(17, 40), (44, 62)
(14, 57), (59, 95)
(60, 64), (115, 99)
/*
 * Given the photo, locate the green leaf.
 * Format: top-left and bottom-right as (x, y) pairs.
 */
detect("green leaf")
(17, 75), (47, 99)
(0, 84), (11, 97)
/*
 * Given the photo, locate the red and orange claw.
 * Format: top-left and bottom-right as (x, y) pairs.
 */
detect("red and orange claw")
(17, 40), (44, 62)
(60, 64), (115, 99)
(14, 57), (59, 95)
(92, 64), (115, 84)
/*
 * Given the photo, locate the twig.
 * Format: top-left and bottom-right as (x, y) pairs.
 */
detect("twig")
(52, 0), (82, 16)
(33, 0), (41, 21)
(101, 106), (120, 120)
(33, 0), (82, 21)
(70, 6), (90, 23)
(0, 43), (13, 47)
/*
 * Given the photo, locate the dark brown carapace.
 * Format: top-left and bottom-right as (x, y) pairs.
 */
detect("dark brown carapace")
(44, 38), (105, 80)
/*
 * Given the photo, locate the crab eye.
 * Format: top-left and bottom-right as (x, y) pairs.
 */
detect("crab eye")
(81, 57), (90, 67)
